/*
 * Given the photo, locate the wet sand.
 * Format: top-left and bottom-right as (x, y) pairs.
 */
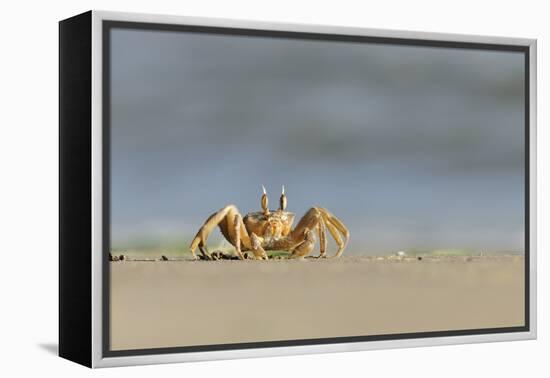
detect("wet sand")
(109, 256), (525, 351)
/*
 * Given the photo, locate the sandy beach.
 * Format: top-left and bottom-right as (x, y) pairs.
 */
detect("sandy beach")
(109, 256), (525, 351)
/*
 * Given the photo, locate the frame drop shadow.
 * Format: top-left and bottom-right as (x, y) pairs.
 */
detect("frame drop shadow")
(37, 343), (58, 356)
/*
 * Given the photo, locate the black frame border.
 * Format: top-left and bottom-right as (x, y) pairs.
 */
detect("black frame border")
(59, 11), (93, 367)
(101, 20), (531, 358)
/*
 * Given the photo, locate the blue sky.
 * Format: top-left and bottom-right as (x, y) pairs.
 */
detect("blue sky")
(109, 28), (525, 254)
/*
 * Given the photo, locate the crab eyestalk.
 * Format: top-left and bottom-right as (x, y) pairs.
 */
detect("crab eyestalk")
(261, 185), (270, 215)
(279, 185), (287, 211)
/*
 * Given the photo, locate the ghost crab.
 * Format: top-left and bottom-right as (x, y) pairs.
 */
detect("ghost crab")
(189, 186), (349, 260)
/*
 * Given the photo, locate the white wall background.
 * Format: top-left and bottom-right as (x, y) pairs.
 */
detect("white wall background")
(0, 0), (546, 376)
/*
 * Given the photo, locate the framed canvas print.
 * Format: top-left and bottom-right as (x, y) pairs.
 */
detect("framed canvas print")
(59, 10), (537, 368)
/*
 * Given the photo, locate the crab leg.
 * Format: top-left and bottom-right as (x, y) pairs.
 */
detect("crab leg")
(317, 217), (327, 258)
(291, 207), (349, 258)
(290, 228), (316, 259)
(318, 208), (350, 258)
(291, 207), (322, 239)
(290, 208), (323, 258)
(189, 204), (251, 260)
(233, 214), (246, 260)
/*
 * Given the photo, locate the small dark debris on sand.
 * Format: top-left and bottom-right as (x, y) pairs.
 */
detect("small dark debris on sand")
(109, 253), (523, 263)
(109, 253), (126, 262)
(199, 251), (241, 261)
(195, 251), (291, 261)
